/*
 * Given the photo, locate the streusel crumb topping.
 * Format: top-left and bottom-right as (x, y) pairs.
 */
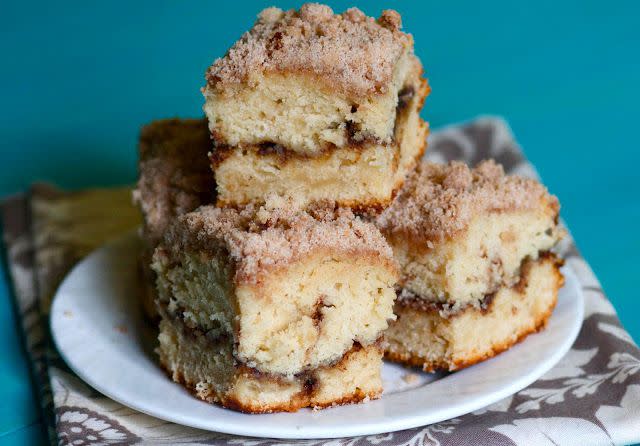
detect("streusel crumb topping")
(161, 196), (396, 283)
(376, 160), (559, 242)
(205, 3), (412, 97)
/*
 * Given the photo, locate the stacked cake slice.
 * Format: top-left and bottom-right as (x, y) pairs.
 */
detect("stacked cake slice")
(376, 160), (565, 371)
(142, 4), (429, 412)
(203, 4), (429, 210)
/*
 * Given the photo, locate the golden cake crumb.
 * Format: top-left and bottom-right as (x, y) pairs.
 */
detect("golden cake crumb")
(402, 372), (421, 384)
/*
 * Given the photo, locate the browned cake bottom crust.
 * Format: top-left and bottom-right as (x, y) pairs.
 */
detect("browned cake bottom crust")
(160, 345), (381, 413)
(384, 254), (564, 372)
(157, 305), (383, 413)
(384, 306), (556, 372)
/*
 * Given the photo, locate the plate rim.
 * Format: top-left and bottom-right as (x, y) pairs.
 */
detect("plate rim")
(50, 231), (584, 439)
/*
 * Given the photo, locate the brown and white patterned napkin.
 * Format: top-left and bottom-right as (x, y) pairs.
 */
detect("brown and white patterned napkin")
(2, 117), (640, 446)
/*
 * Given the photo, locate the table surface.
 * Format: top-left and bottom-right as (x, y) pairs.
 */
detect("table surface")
(1, 1), (638, 444)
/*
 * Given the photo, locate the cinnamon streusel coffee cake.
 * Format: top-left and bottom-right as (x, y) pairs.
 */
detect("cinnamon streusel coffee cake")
(132, 118), (215, 320)
(152, 199), (398, 412)
(376, 160), (565, 371)
(204, 4), (429, 210)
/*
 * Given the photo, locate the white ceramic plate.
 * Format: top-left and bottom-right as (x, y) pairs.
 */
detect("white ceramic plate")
(51, 231), (583, 439)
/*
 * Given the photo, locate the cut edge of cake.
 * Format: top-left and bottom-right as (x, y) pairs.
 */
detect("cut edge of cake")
(210, 75), (429, 211)
(383, 253), (564, 372)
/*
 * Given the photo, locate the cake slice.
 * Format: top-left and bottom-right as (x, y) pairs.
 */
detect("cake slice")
(133, 118), (215, 319)
(204, 4), (429, 210)
(376, 160), (563, 308)
(152, 200), (398, 412)
(376, 160), (565, 371)
(204, 4), (424, 154)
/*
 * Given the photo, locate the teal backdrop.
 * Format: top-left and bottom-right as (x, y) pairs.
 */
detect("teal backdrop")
(1, 1), (638, 444)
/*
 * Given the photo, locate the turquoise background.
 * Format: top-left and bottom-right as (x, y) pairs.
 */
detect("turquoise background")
(1, 1), (639, 443)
